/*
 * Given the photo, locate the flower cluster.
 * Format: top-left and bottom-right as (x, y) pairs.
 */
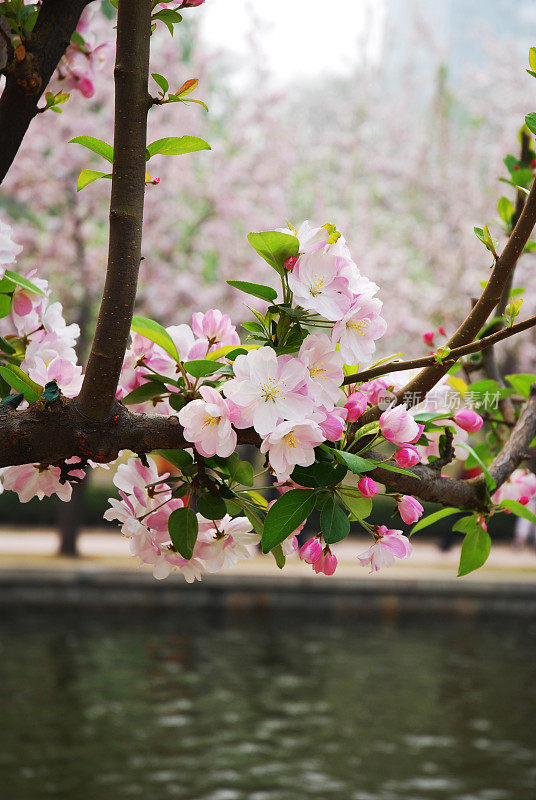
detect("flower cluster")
(0, 216), (522, 584)
(104, 456), (260, 581)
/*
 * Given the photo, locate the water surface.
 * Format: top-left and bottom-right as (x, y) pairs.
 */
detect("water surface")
(1, 608), (535, 799)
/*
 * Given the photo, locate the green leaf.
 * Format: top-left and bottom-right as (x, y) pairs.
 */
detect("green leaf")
(228, 456), (254, 486)
(271, 543), (286, 569)
(3, 269), (46, 296)
(175, 78), (199, 96)
(525, 112), (536, 136)
(242, 321), (264, 334)
(227, 280), (277, 303)
(262, 488), (316, 553)
(76, 169), (111, 191)
(0, 336), (15, 354)
(332, 450), (375, 474)
(168, 507), (198, 560)
(183, 360), (222, 378)
(197, 492), (227, 520)
(0, 294), (11, 318)
(146, 136), (210, 158)
(410, 507), (464, 536)
(0, 365), (41, 402)
(457, 523), (491, 577)
(152, 7), (182, 34)
(320, 498), (350, 544)
(338, 490), (372, 521)
(497, 196), (515, 225)
(456, 443), (496, 491)
(290, 461), (347, 488)
(152, 72), (169, 94)
(375, 461), (420, 478)
(155, 449), (194, 470)
(247, 231), (299, 275)
(122, 381), (166, 405)
(131, 316), (179, 361)
(498, 499), (536, 526)
(505, 373), (536, 398)
(69, 135), (114, 163)
(530, 46), (536, 73)
(241, 503), (265, 537)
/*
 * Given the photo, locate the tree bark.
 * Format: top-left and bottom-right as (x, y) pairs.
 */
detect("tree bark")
(75, 0), (152, 421)
(0, 0), (93, 184)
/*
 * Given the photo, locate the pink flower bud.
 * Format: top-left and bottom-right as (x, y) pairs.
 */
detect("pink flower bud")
(397, 495), (424, 525)
(322, 550), (338, 575)
(453, 409), (483, 433)
(151, 177), (160, 185)
(423, 331), (434, 346)
(284, 256), (298, 271)
(358, 476), (378, 499)
(438, 326), (446, 336)
(394, 445), (421, 468)
(179, 0), (205, 7)
(299, 537), (322, 564)
(344, 391), (368, 422)
(319, 408), (346, 441)
(520, 495), (530, 505)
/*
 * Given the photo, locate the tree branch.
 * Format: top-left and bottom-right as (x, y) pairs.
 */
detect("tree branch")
(0, 0), (93, 185)
(343, 314), (536, 385)
(357, 176), (536, 424)
(75, 0), (152, 421)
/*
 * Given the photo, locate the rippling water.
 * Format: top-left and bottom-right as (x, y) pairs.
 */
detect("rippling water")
(0, 607), (535, 799)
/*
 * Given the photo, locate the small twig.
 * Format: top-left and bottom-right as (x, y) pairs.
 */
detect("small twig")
(344, 314), (536, 385)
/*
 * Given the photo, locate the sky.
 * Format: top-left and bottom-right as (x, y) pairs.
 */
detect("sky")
(199, 0), (386, 85)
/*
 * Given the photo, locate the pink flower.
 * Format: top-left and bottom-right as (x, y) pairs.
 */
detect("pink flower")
(2, 464), (74, 503)
(298, 333), (344, 406)
(27, 355), (83, 398)
(282, 535), (299, 555)
(397, 495), (424, 524)
(299, 537), (322, 564)
(311, 548), (338, 575)
(423, 331), (434, 346)
(318, 406), (347, 441)
(260, 419), (325, 481)
(453, 409), (484, 433)
(394, 445), (421, 467)
(331, 295), (387, 366)
(358, 526), (413, 572)
(358, 379), (390, 405)
(344, 391), (368, 421)
(179, 0), (205, 7)
(178, 386), (237, 458)
(223, 347), (312, 436)
(357, 476), (378, 498)
(191, 309), (240, 350)
(0, 217), (22, 277)
(288, 248), (353, 320)
(195, 515), (260, 572)
(379, 404), (423, 446)
(492, 469), (536, 504)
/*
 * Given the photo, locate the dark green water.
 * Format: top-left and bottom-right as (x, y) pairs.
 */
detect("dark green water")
(0, 608), (535, 799)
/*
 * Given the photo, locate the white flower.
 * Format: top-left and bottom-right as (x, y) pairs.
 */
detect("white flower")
(260, 419), (325, 481)
(179, 386), (237, 457)
(0, 217), (23, 277)
(298, 333), (344, 407)
(195, 515), (260, 572)
(331, 295), (387, 366)
(223, 346), (312, 436)
(288, 248), (352, 320)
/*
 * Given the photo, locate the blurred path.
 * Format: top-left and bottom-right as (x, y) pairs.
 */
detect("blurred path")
(0, 528), (535, 583)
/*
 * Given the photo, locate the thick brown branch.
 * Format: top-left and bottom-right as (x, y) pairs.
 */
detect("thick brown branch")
(76, 0), (152, 421)
(357, 176), (536, 425)
(344, 314), (536, 385)
(0, 0), (93, 184)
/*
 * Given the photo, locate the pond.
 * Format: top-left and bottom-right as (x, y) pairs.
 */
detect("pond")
(0, 607), (535, 799)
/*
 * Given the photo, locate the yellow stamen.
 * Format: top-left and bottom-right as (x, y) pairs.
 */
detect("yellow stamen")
(283, 432), (300, 448)
(309, 275), (327, 296)
(347, 318), (369, 335)
(261, 377), (286, 403)
(202, 414), (220, 429)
